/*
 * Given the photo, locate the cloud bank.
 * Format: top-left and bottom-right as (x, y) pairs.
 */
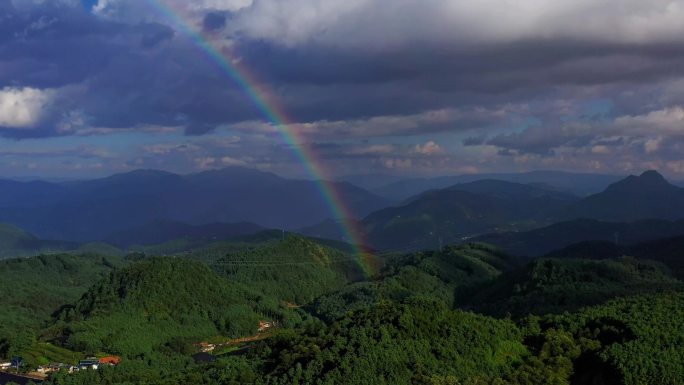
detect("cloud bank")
(1, 0), (684, 177)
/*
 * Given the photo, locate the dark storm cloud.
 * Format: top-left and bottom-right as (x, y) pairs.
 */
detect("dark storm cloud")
(0, 2), (117, 88)
(0, 2), (263, 137)
(230, 34), (684, 96)
(4, 1), (684, 138)
(5, 0), (684, 177)
(202, 12), (227, 32)
(139, 22), (174, 48)
(485, 123), (597, 155)
(218, 37), (684, 130)
(462, 136), (487, 146)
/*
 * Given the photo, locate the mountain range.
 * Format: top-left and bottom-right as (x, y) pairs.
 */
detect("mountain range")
(473, 218), (684, 257)
(359, 179), (576, 249)
(368, 170), (624, 201)
(1, 168), (683, 253)
(0, 167), (389, 242)
(304, 170), (684, 251)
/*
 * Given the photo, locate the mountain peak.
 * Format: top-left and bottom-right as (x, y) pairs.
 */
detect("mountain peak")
(639, 170), (667, 183)
(101, 169), (183, 183)
(605, 170), (673, 193)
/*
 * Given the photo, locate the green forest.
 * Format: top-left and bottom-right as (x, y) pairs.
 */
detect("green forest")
(1, 237), (684, 385)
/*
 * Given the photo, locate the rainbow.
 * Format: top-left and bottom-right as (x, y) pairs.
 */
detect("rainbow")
(139, 1), (379, 276)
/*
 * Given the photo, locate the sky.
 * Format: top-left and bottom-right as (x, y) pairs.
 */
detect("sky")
(2, 0), (684, 179)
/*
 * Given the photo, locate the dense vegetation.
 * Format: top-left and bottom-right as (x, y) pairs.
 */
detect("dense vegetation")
(559, 293), (684, 385)
(211, 237), (361, 304)
(311, 243), (514, 321)
(0, 224), (78, 259)
(199, 299), (528, 385)
(2, 235), (684, 385)
(462, 257), (682, 317)
(50, 257), (290, 357)
(473, 218), (684, 257)
(548, 235), (684, 278)
(0, 253), (128, 364)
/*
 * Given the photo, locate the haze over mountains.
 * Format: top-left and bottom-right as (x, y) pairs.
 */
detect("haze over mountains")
(365, 171), (624, 201)
(2, 168), (684, 257)
(304, 170), (684, 251)
(103, 220), (265, 249)
(0, 167), (388, 242)
(0, 223), (77, 258)
(357, 179), (576, 250)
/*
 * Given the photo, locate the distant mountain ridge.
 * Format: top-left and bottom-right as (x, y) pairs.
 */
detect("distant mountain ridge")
(371, 170), (623, 200)
(356, 180), (577, 249)
(307, 170), (684, 251)
(3, 168), (683, 252)
(104, 219), (264, 248)
(472, 218), (684, 257)
(0, 167), (390, 242)
(547, 234), (684, 279)
(562, 170), (684, 222)
(0, 223), (78, 258)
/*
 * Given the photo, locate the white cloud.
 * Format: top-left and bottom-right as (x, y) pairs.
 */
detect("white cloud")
(185, 0), (253, 12)
(225, 0), (684, 48)
(221, 155), (247, 165)
(382, 158), (412, 170)
(92, 1), (684, 48)
(92, 0), (253, 22)
(644, 137), (663, 153)
(194, 156), (216, 169)
(413, 141), (443, 155)
(346, 144), (396, 155)
(143, 143), (201, 155)
(591, 145), (612, 155)
(228, 106), (518, 139)
(0, 87), (54, 128)
(615, 106), (684, 135)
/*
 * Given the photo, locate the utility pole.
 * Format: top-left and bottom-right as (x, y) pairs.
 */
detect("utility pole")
(282, 229), (285, 240)
(614, 231), (619, 245)
(439, 236), (443, 252)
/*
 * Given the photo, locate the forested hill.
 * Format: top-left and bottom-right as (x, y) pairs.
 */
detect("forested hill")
(472, 218), (684, 257)
(359, 187), (563, 250)
(2, 236), (684, 385)
(52, 258), (281, 357)
(461, 257), (682, 317)
(311, 243), (516, 322)
(0, 223), (78, 258)
(547, 234), (684, 279)
(211, 236), (365, 303)
(0, 253), (128, 362)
